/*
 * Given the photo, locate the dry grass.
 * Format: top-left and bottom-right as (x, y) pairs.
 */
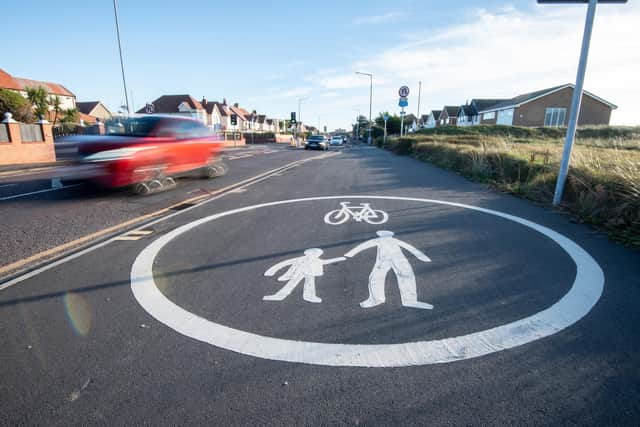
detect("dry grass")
(380, 126), (640, 247)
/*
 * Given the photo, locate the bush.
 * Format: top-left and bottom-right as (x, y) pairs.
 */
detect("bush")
(0, 88), (33, 122)
(382, 133), (640, 246)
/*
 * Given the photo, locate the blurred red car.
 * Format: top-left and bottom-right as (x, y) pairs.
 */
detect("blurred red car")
(74, 115), (225, 193)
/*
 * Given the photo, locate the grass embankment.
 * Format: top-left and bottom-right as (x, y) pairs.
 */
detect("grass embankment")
(379, 125), (640, 247)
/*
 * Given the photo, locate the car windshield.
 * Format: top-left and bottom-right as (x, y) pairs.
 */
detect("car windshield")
(309, 136), (324, 141)
(104, 116), (161, 137)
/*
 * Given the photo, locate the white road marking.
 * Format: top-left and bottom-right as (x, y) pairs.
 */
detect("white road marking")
(130, 195), (604, 367)
(324, 202), (388, 225)
(0, 184), (81, 201)
(0, 153), (337, 290)
(263, 248), (345, 303)
(115, 230), (153, 241)
(0, 183), (17, 188)
(345, 231), (432, 309)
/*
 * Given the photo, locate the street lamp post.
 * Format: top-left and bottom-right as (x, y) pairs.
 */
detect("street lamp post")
(113, 0), (130, 115)
(297, 97), (308, 145)
(356, 72), (373, 144)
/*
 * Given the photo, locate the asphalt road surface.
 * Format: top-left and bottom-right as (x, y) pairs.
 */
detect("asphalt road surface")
(1, 144), (639, 426)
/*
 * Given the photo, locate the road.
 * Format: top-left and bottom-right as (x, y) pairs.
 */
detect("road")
(1, 144), (639, 426)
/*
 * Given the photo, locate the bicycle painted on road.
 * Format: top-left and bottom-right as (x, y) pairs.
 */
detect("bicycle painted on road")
(323, 202), (388, 225)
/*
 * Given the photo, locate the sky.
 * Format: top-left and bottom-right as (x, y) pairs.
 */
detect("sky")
(2, 0), (639, 130)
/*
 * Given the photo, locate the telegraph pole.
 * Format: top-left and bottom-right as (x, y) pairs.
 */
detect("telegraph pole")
(113, 0), (130, 115)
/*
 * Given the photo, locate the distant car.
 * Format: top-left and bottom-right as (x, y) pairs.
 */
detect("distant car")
(74, 115), (225, 193)
(330, 135), (344, 146)
(305, 135), (329, 151)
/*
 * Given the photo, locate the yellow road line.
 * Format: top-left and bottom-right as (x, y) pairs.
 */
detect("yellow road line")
(0, 155), (331, 278)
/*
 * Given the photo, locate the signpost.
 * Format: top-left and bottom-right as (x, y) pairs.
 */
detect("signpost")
(538, 0), (627, 206)
(383, 113), (389, 145)
(398, 86), (410, 137)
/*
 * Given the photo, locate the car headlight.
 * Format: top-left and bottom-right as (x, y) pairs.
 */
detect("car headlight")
(83, 146), (156, 162)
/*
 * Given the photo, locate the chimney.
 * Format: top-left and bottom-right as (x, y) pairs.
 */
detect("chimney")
(222, 98), (227, 105)
(234, 102), (239, 108)
(202, 96), (207, 106)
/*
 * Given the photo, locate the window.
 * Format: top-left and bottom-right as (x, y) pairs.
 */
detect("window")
(482, 111), (495, 120)
(544, 108), (567, 127)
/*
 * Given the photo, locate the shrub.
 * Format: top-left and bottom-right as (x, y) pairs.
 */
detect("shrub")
(0, 88), (33, 122)
(381, 132), (640, 246)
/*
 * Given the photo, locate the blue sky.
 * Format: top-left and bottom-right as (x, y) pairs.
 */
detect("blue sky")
(3, 0), (638, 129)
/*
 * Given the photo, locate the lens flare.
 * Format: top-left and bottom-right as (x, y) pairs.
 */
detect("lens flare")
(63, 292), (92, 336)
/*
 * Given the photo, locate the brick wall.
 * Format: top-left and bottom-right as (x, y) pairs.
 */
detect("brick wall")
(0, 113), (56, 165)
(513, 87), (613, 127)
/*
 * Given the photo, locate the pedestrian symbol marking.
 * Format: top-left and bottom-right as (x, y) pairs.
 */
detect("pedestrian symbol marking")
(263, 248), (345, 303)
(131, 195), (604, 367)
(346, 231), (433, 309)
(263, 231), (433, 309)
(324, 202), (388, 225)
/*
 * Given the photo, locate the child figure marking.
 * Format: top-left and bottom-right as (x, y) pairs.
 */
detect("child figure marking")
(263, 248), (345, 303)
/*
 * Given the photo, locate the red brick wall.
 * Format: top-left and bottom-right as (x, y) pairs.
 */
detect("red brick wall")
(0, 121), (56, 165)
(513, 87), (613, 127)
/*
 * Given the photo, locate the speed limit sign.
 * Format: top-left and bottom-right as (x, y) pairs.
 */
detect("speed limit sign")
(398, 86), (410, 97)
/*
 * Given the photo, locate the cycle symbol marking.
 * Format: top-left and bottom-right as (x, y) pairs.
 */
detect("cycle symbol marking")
(323, 202), (389, 225)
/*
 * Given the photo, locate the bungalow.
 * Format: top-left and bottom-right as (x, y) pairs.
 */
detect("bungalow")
(136, 94), (206, 124)
(76, 101), (112, 123)
(456, 104), (476, 127)
(0, 68), (76, 113)
(473, 84), (616, 127)
(440, 106), (460, 126)
(425, 110), (441, 128)
(402, 113), (418, 132)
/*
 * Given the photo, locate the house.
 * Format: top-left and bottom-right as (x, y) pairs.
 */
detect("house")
(403, 113), (418, 132)
(439, 106), (460, 126)
(472, 84), (616, 127)
(456, 104), (476, 127)
(136, 94), (206, 124)
(425, 110), (441, 128)
(0, 68), (76, 114)
(76, 101), (112, 124)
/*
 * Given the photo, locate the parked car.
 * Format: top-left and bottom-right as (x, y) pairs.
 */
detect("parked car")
(330, 135), (344, 146)
(305, 135), (329, 150)
(73, 115), (225, 193)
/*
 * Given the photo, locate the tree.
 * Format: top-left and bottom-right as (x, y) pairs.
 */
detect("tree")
(375, 112), (402, 135)
(25, 86), (49, 120)
(50, 95), (62, 126)
(352, 115), (369, 138)
(60, 108), (79, 125)
(0, 88), (33, 122)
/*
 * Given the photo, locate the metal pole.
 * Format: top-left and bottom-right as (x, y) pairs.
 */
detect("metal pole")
(552, 0), (597, 206)
(400, 108), (405, 138)
(417, 81), (422, 127)
(384, 119), (387, 145)
(368, 74), (373, 145)
(113, 0), (130, 115)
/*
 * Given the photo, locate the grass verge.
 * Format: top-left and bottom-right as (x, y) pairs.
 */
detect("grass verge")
(378, 125), (640, 247)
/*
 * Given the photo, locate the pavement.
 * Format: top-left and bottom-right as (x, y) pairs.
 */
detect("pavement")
(1, 143), (639, 426)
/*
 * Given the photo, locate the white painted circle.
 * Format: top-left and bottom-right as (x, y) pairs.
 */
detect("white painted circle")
(130, 196), (604, 367)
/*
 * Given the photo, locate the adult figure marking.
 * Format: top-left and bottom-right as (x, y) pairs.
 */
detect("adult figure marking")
(345, 231), (433, 309)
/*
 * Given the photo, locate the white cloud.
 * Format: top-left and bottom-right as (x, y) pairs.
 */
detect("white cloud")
(349, 3), (640, 125)
(353, 12), (407, 26)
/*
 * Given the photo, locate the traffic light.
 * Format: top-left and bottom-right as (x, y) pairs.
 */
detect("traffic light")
(290, 112), (296, 123)
(230, 114), (237, 126)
